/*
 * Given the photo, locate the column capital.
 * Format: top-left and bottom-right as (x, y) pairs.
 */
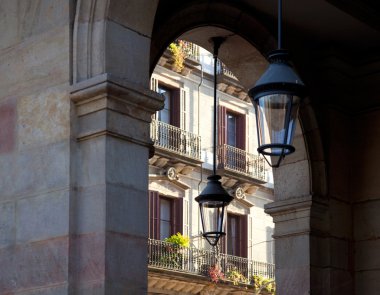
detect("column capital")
(70, 74), (164, 145)
(71, 73), (164, 120)
(265, 195), (328, 238)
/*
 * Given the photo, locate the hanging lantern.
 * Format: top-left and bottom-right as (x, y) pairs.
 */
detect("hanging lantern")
(248, 50), (306, 167)
(195, 175), (233, 246)
(195, 37), (233, 247)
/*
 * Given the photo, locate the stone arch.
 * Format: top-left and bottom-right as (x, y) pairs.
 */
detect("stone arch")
(149, 0), (327, 199)
(72, 0), (159, 86)
(71, 0), (328, 293)
(72, 0), (327, 193)
(148, 3), (328, 294)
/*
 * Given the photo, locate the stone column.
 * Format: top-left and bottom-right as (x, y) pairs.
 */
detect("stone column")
(265, 195), (330, 295)
(69, 74), (163, 294)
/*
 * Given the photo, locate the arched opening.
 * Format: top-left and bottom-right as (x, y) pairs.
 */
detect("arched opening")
(147, 0), (323, 291)
(70, 0), (327, 294)
(2, 1), (378, 295)
(148, 34), (277, 292)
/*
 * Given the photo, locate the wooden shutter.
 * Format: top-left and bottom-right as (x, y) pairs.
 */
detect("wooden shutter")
(248, 215), (253, 260)
(180, 88), (187, 130)
(183, 199), (189, 237)
(148, 191), (160, 240)
(237, 114), (246, 150)
(173, 198), (183, 234)
(218, 105), (227, 145)
(240, 215), (248, 258)
(170, 88), (181, 128)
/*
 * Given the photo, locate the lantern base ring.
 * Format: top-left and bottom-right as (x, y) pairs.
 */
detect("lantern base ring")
(257, 143), (295, 156)
(203, 231), (226, 247)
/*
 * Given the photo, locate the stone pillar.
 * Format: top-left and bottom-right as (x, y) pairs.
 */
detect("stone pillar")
(265, 195), (330, 295)
(69, 74), (163, 294)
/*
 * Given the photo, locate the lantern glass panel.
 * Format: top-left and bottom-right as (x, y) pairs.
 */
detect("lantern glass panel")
(255, 94), (300, 155)
(199, 200), (226, 236)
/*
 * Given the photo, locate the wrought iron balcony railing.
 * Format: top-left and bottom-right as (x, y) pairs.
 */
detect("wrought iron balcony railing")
(217, 144), (266, 181)
(148, 239), (275, 282)
(150, 119), (202, 160)
(217, 60), (238, 80)
(182, 40), (200, 62)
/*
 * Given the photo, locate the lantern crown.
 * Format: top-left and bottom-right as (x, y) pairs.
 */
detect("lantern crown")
(195, 175), (233, 205)
(248, 50), (306, 100)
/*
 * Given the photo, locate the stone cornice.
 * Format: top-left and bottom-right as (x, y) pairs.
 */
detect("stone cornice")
(265, 195), (329, 238)
(70, 74), (164, 145)
(71, 73), (164, 122)
(264, 195), (313, 216)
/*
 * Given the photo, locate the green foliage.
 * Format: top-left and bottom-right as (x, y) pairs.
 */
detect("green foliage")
(252, 275), (276, 294)
(226, 267), (249, 286)
(164, 232), (190, 248)
(168, 40), (190, 72)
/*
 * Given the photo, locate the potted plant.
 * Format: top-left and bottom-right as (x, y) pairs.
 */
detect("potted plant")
(251, 275), (276, 295)
(226, 267), (249, 286)
(162, 233), (190, 269)
(168, 40), (191, 73)
(208, 264), (225, 284)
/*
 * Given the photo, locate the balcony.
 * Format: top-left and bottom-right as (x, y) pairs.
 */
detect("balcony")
(217, 144), (266, 183)
(182, 40), (200, 63)
(216, 61), (248, 102)
(148, 239), (275, 287)
(150, 120), (202, 172)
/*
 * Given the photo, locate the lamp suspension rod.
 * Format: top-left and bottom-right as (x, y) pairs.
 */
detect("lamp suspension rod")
(211, 37), (225, 175)
(278, 0), (282, 49)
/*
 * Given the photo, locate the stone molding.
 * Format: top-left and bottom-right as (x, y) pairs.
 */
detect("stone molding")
(265, 196), (313, 238)
(71, 73), (163, 119)
(70, 74), (164, 145)
(265, 195), (328, 238)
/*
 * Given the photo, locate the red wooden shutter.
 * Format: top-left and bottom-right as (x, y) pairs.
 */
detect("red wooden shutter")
(148, 191), (160, 240)
(237, 114), (246, 150)
(240, 215), (248, 258)
(218, 105), (227, 145)
(171, 89), (181, 128)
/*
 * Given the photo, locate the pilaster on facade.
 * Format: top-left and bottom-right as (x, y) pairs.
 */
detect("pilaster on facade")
(71, 73), (164, 145)
(69, 74), (163, 294)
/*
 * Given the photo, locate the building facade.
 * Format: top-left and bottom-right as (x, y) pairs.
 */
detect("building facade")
(0, 1), (379, 294)
(147, 43), (275, 293)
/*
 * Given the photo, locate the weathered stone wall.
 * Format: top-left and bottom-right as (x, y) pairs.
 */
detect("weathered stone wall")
(0, 1), (163, 294)
(1, 1), (378, 294)
(325, 108), (354, 294)
(0, 1), (72, 293)
(353, 110), (380, 294)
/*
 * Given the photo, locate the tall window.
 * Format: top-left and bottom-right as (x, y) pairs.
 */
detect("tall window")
(160, 197), (172, 240)
(227, 214), (239, 255)
(155, 83), (181, 128)
(157, 85), (171, 124)
(227, 112), (237, 147)
(218, 106), (246, 150)
(226, 213), (248, 258)
(148, 191), (183, 240)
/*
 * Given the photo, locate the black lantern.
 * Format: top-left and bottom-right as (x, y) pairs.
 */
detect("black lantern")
(195, 175), (233, 246)
(195, 37), (233, 247)
(248, 0), (306, 168)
